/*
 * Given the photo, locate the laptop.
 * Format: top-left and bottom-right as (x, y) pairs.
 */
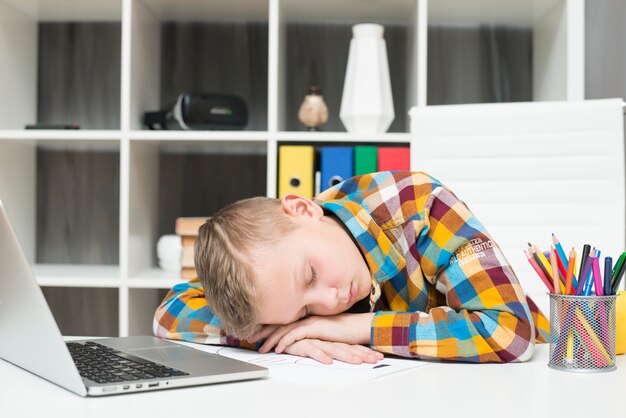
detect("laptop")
(0, 201), (267, 396)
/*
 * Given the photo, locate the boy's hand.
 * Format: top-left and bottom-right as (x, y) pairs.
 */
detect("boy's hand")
(251, 313), (375, 355)
(280, 339), (383, 365)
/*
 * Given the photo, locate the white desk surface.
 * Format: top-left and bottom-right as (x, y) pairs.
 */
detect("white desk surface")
(1, 343), (624, 418)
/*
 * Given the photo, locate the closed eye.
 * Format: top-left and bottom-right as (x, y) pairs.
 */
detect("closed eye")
(308, 265), (317, 287)
(302, 265), (317, 318)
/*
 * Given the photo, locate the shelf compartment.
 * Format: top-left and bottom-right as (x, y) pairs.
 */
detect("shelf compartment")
(0, 139), (120, 264)
(127, 140), (267, 277)
(426, 0), (582, 104)
(129, 288), (170, 336)
(36, 141), (120, 265)
(0, 0), (123, 130)
(41, 286), (119, 337)
(128, 0), (269, 131)
(276, 0), (419, 133)
(427, 0), (562, 26)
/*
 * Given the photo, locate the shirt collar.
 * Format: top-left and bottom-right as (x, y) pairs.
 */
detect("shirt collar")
(316, 199), (406, 285)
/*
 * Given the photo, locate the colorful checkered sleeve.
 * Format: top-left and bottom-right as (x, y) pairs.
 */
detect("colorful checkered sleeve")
(153, 278), (254, 349)
(371, 182), (537, 362)
(153, 278), (223, 344)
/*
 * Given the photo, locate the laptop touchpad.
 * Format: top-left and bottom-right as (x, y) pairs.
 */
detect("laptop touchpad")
(130, 346), (214, 363)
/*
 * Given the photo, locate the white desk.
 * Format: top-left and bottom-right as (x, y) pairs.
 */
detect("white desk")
(1, 344), (624, 418)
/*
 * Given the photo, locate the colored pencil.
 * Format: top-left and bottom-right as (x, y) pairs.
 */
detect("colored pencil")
(552, 234), (578, 289)
(572, 317), (606, 367)
(555, 254), (569, 286)
(545, 250), (567, 293)
(565, 247), (576, 295)
(611, 252), (626, 294)
(572, 327), (592, 362)
(613, 252), (626, 279)
(597, 296), (610, 347)
(565, 332), (574, 365)
(533, 252), (552, 281)
(547, 249), (569, 289)
(533, 244), (553, 281)
(578, 244), (591, 281)
(592, 256), (603, 296)
(528, 245), (553, 281)
(574, 307), (612, 365)
(550, 246), (560, 294)
(582, 249), (599, 296)
(524, 249), (555, 293)
(576, 252), (593, 295)
(533, 244), (566, 293)
(603, 257), (613, 296)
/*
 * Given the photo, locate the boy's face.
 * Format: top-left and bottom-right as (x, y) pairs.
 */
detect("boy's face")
(254, 195), (373, 325)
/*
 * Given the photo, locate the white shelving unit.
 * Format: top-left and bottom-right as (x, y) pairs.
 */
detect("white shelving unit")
(0, 0), (584, 337)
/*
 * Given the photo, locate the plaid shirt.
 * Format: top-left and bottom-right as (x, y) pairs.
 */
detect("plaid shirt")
(154, 171), (549, 362)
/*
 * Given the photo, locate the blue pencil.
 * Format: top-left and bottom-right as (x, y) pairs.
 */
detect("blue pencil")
(583, 249), (600, 296)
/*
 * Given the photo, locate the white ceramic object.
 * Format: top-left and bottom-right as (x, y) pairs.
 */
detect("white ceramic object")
(340, 23), (395, 134)
(156, 234), (182, 272)
(158, 260), (182, 273)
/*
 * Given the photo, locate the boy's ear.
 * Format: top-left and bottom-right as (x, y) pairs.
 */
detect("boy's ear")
(280, 194), (323, 219)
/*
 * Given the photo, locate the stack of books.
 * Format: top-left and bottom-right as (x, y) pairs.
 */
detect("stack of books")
(175, 217), (206, 280)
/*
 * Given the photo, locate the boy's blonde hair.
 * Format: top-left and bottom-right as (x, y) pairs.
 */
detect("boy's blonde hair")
(194, 196), (299, 340)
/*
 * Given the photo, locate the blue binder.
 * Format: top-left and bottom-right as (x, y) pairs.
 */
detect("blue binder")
(320, 147), (353, 192)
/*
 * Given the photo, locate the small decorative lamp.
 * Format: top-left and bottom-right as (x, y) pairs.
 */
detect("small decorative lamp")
(340, 23), (395, 134)
(298, 85), (329, 131)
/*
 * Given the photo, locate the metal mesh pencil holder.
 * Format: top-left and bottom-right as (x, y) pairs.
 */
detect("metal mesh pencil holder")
(548, 294), (618, 373)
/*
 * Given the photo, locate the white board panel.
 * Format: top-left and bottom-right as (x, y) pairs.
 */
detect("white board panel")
(410, 99), (626, 301)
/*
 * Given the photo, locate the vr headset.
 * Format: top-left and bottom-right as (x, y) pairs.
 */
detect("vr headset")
(143, 92), (248, 130)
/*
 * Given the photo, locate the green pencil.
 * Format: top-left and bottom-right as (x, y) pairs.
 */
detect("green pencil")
(611, 251), (626, 294)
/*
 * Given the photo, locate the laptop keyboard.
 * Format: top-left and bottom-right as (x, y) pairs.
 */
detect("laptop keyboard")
(67, 341), (189, 384)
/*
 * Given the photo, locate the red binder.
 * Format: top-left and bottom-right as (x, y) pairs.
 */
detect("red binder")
(377, 147), (410, 171)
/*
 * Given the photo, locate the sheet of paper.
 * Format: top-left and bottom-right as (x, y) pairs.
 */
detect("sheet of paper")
(174, 341), (429, 389)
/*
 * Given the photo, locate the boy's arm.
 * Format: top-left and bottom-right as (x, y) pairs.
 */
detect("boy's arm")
(154, 279), (378, 364)
(371, 184), (545, 363)
(153, 278), (256, 349)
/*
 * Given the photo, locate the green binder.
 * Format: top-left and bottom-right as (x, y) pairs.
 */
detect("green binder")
(354, 146), (378, 176)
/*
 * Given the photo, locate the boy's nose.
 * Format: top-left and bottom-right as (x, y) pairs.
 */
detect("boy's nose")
(320, 287), (339, 309)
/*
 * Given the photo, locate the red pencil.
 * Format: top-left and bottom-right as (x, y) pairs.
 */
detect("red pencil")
(555, 252), (568, 285)
(565, 247), (576, 295)
(525, 249), (555, 293)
